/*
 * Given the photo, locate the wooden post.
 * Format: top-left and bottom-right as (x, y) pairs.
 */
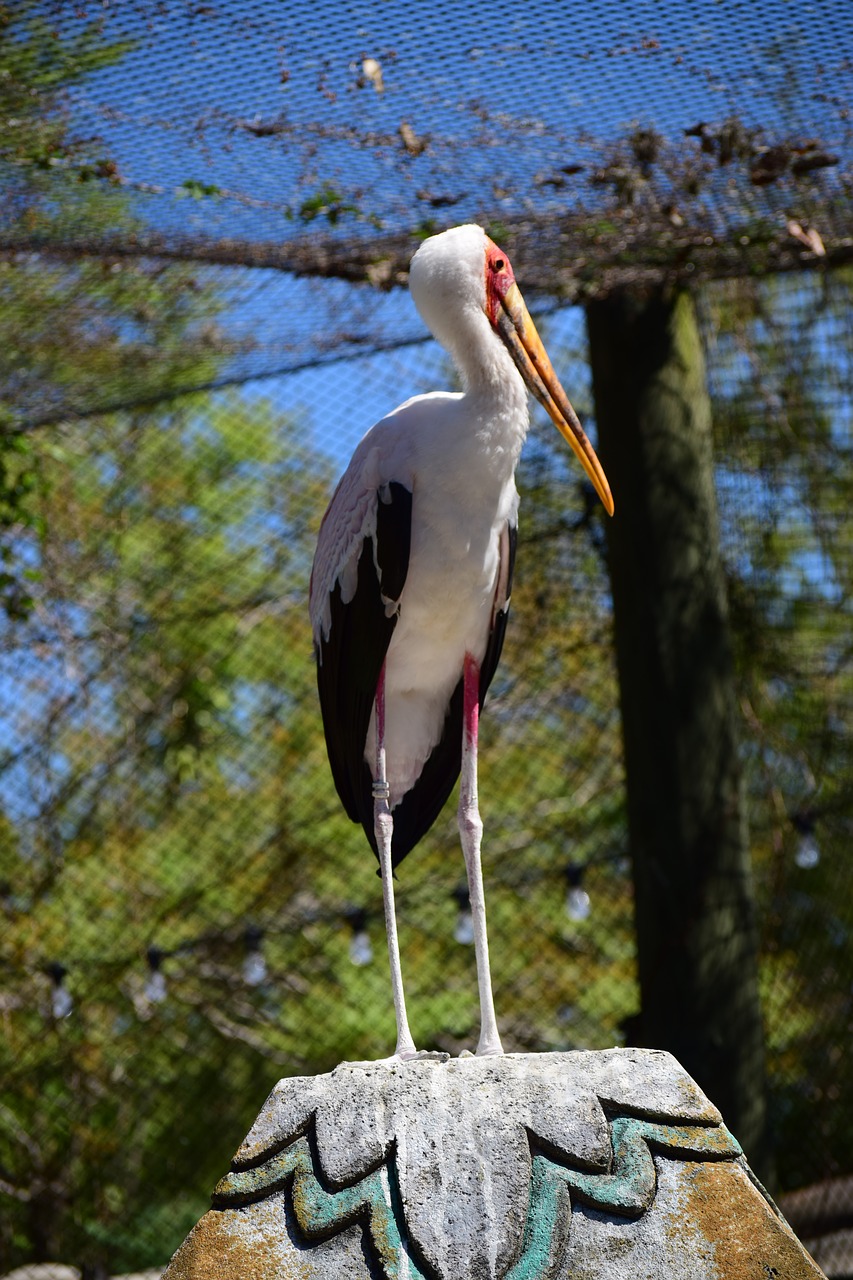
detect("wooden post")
(587, 287), (769, 1175)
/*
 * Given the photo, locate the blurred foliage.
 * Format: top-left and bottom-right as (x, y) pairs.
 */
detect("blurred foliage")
(0, 1), (231, 626)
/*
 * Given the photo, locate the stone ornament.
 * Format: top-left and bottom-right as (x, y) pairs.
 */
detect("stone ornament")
(163, 1049), (825, 1279)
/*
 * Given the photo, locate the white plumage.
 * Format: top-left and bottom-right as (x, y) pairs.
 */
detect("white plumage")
(311, 227), (525, 803)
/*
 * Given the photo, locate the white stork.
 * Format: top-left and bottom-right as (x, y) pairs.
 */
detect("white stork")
(309, 224), (613, 1060)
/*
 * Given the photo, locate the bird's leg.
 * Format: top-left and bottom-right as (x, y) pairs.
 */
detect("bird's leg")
(373, 662), (418, 1060)
(459, 653), (504, 1056)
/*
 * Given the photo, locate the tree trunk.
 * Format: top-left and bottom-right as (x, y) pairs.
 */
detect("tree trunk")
(586, 287), (770, 1177)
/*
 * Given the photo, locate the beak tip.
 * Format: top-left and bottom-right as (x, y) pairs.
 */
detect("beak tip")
(593, 477), (614, 518)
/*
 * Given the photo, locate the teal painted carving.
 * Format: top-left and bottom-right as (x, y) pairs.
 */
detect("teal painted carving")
(214, 1113), (741, 1280)
(550, 1116), (742, 1217)
(214, 1133), (429, 1280)
(505, 1118), (743, 1280)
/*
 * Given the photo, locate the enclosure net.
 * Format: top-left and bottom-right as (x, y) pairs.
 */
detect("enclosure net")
(0, 1), (851, 1274)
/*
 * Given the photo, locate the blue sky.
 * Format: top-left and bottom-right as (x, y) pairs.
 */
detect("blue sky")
(63, 0), (851, 245)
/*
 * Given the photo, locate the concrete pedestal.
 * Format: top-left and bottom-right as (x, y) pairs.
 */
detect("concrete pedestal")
(163, 1048), (824, 1279)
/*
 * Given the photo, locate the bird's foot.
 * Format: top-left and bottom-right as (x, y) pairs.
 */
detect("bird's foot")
(397, 1048), (451, 1062)
(474, 1034), (505, 1057)
(337, 1048), (450, 1070)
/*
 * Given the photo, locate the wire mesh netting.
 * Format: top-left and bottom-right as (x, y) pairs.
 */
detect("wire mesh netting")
(0, 0), (851, 1274)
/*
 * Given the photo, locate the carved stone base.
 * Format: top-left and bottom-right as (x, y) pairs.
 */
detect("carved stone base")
(163, 1049), (824, 1280)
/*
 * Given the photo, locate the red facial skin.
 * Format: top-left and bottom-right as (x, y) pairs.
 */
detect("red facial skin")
(484, 236), (516, 327)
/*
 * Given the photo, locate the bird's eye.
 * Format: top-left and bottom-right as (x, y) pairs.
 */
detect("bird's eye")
(493, 258), (505, 272)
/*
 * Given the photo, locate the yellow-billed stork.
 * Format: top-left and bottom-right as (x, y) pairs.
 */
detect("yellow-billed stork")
(309, 224), (613, 1059)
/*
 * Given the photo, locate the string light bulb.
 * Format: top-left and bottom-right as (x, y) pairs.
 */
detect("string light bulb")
(242, 924), (267, 987)
(452, 885), (475, 945)
(564, 863), (591, 922)
(144, 946), (167, 1004)
(47, 962), (73, 1020)
(792, 812), (820, 869)
(346, 908), (373, 966)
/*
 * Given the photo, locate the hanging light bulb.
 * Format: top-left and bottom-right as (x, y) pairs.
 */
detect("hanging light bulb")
(47, 962), (73, 1020)
(144, 946), (167, 1004)
(564, 863), (591, 922)
(788, 808), (819, 870)
(242, 924), (267, 987)
(346, 908), (373, 966)
(452, 885), (475, 945)
(795, 832), (820, 869)
(350, 929), (373, 966)
(793, 812), (820, 869)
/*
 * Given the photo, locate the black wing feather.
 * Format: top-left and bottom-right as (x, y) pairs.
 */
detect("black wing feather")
(319, 494), (517, 872)
(316, 482), (412, 828)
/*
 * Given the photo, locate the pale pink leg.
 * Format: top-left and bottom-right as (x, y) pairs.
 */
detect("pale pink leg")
(459, 653), (504, 1056)
(373, 664), (418, 1059)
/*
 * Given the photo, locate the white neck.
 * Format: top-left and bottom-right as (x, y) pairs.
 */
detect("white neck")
(408, 224), (530, 465)
(451, 318), (529, 467)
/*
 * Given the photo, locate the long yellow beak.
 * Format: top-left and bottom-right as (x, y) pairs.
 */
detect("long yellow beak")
(496, 282), (614, 517)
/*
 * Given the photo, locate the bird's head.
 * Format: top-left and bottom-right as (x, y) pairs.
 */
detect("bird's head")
(409, 225), (614, 516)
